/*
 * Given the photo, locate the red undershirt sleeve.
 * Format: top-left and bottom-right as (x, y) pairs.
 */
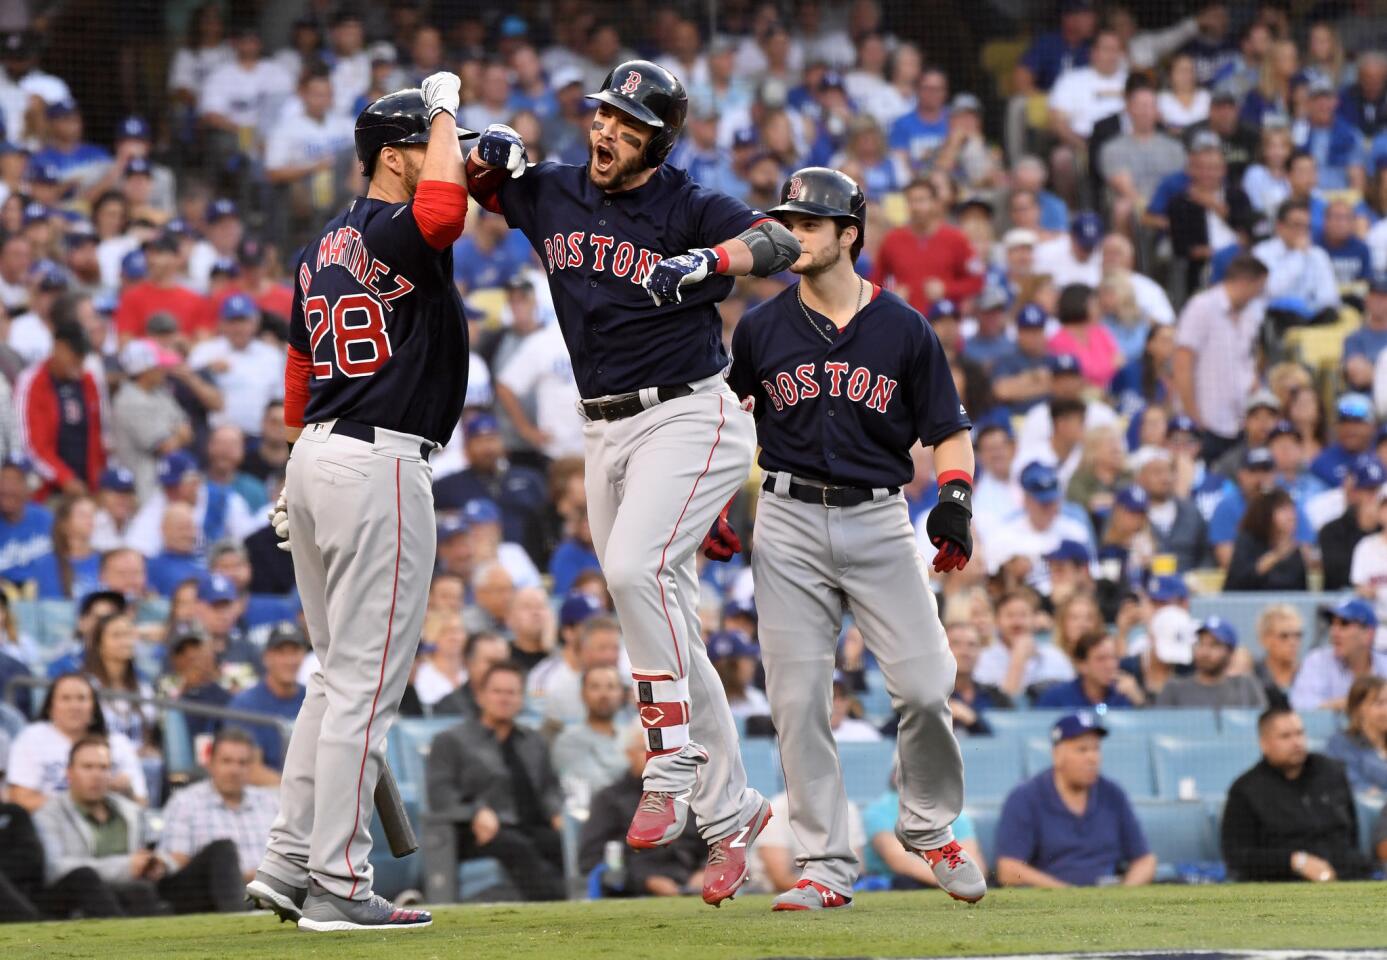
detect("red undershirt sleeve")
(284, 346), (311, 429)
(412, 180), (469, 250)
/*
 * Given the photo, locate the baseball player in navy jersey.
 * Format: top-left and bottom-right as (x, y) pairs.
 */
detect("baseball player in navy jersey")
(726, 168), (985, 911)
(244, 74), (477, 932)
(466, 59), (802, 906)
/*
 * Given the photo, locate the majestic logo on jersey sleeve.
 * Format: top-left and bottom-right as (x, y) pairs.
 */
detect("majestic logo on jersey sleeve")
(787, 176), (803, 200)
(620, 71), (642, 94)
(759, 362), (898, 415)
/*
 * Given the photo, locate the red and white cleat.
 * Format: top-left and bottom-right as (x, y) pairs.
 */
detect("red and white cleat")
(626, 789), (692, 849)
(920, 840), (987, 903)
(771, 878), (853, 911)
(701, 798), (773, 906)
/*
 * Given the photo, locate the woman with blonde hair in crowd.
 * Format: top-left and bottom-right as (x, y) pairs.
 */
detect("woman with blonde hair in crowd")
(413, 609), (468, 710)
(1241, 40), (1301, 127)
(1304, 22), (1350, 90)
(1096, 271), (1147, 369)
(1241, 125), (1296, 224)
(1067, 425), (1129, 522)
(1052, 592), (1104, 660)
(1324, 676), (1387, 792)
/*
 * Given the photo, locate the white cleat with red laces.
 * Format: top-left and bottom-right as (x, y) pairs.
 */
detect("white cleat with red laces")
(771, 878), (853, 911)
(920, 840), (987, 902)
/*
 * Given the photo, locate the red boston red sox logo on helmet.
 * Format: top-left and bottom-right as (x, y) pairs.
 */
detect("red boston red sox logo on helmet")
(620, 70), (642, 94)
(787, 175), (803, 200)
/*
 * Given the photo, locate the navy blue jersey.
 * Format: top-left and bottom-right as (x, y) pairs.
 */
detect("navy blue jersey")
(290, 196), (468, 446)
(496, 162), (762, 398)
(728, 283), (970, 488)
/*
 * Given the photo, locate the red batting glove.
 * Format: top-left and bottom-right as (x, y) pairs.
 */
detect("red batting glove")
(701, 501), (742, 562)
(931, 539), (969, 573)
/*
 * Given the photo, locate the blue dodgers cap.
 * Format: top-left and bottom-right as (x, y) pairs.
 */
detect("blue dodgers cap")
(220, 292), (257, 320)
(723, 599), (757, 623)
(1146, 573), (1189, 603)
(463, 412), (500, 436)
(157, 450), (199, 487)
(120, 248), (148, 281)
(1322, 596), (1377, 628)
(45, 97), (78, 119)
(30, 162), (60, 185)
(733, 126), (759, 148)
(1242, 447), (1274, 470)
(1369, 273), (1387, 295)
(117, 115), (151, 141)
(99, 466), (135, 493)
(1070, 210), (1103, 250)
(198, 573), (238, 604)
(1338, 393), (1374, 423)
(206, 198), (239, 222)
(462, 498), (502, 526)
(1114, 486), (1149, 513)
(21, 201), (49, 226)
(706, 629), (758, 662)
(124, 156), (152, 177)
(559, 592), (604, 628)
(928, 298), (959, 323)
(163, 217), (194, 237)
(209, 256), (240, 278)
(0, 452), (32, 474)
(1044, 538), (1091, 565)
(1168, 413), (1198, 435)
(1198, 616), (1238, 648)
(1016, 303), (1048, 329)
(1352, 455), (1386, 488)
(1268, 419), (1299, 443)
(1019, 461), (1061, 503)
(1048, 353), (1081, 376)
(1051, 711), (1108, 744)
(437, 515), (469, 541)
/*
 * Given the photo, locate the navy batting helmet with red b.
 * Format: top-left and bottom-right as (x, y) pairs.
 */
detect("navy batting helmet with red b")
(587, 60), (688, 168)
(769, 166), (868, 258)
(354, 88), (479, 177)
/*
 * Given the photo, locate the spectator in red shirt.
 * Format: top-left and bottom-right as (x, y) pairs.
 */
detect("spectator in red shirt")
(235, 238), (292, 321)
(113, 234), (208, 342)
(16, 312), (105, 498)
(872, 176), (984, 314)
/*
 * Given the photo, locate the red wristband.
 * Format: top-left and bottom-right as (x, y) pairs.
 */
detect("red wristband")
(937, 470), (973, 489)
(711, 245), (731, 274)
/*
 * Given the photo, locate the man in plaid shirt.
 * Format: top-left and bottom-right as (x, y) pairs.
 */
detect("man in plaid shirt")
(158, 728), (279, 881)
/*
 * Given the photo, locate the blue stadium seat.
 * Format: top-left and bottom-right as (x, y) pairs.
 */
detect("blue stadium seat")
(960, 738), (1025, 802)
(1188, 593), (1330, 658)
(1151, 735), (1260, 800)
(0, 701), (25, 738)
(858, 671), (895, 723)
(458, 859), (515, 902)
(1101, 708), (1218, 740)
(1024, 735), (1155, 799)
(1356, 793), (1384, 853)
(1221, 708), (1341, 740)
(162, 709), (196, 780)
(740, 738), (784, 797)
(388, 717), (462, 808)
(982, 709), (1068, 738)
(368, 812), (420, 898)
(1131, 799), (1219, 865)
(964, 803), (1000, 865)
(837, 740), (896, 806)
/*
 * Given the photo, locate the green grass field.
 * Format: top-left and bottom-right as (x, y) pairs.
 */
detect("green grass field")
(2, 885), (1385, 960)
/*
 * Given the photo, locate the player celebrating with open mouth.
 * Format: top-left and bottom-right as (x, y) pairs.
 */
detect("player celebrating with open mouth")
(726, 168), (986, 910)
(465, 60), (802, 906)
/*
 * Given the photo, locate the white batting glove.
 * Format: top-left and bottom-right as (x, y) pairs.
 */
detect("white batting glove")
(476, 123), (527, 178)
(421, 72), (461, 122)
(269, 489), (291, 553)
(642, 248), (716, 306)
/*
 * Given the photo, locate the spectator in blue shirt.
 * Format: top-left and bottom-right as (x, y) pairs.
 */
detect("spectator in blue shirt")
(961, 286), (1018, 375)
(452, 211), (534, 293)
(0, 457), (53, 583)
(889, 68), (950, 169)
(1269, 420), (1327, 508)
(670, 104), (746, 199)
(433, 413), (549, 562)
(990, 304), (1053, 414)
(1344, 277), (1387, 392)
(995, 712), (1155, 888)
(1035, 633), (1135, 709)
(29, 99), (111, 183)
(946, 621), (1009, 736)
(1318, 199), (1373, 289)
(1210, 448), (1314, 567)
(550, 495), (600, 597)
(25, 494), (100, 600)
(1311, 393), (1377, 488)
(146, 501), (206, 597)
(1295, 79), (1367, 192)
(1177, 4), (1238, 87)
(226, 623), (306, 772)
(1014, 0), (1096, 93)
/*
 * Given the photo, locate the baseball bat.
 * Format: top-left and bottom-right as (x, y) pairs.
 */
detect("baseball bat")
(374, 763), (418, 858)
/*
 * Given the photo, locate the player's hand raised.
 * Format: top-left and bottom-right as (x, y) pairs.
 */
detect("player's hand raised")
(476, 124), (527, 178)
(421, 72), (461, 121)
(269, 489), (292, 553)
(643, 248), (716, 307)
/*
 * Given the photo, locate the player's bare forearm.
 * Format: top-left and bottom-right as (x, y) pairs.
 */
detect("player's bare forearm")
(422, 112), (465, 186)
(932, 429), (975, 479)
(715, 237), (757, 276)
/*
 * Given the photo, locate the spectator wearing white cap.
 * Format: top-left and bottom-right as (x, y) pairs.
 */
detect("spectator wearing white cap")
(111, 339), (190, 502)
(185, 293), (284, 438)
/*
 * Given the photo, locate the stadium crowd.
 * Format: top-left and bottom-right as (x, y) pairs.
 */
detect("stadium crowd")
(3, 0), (1387, 919)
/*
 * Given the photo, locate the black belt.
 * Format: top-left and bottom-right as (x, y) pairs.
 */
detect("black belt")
(580, 384), (694, 422)
(330, 419), (433, 459)
(763, 475), (899, 508)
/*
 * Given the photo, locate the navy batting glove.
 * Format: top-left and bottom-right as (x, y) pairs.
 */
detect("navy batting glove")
(927, 479), (973, 573)
(477, 123), (526, 177)
(643, 248), (716, 307)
